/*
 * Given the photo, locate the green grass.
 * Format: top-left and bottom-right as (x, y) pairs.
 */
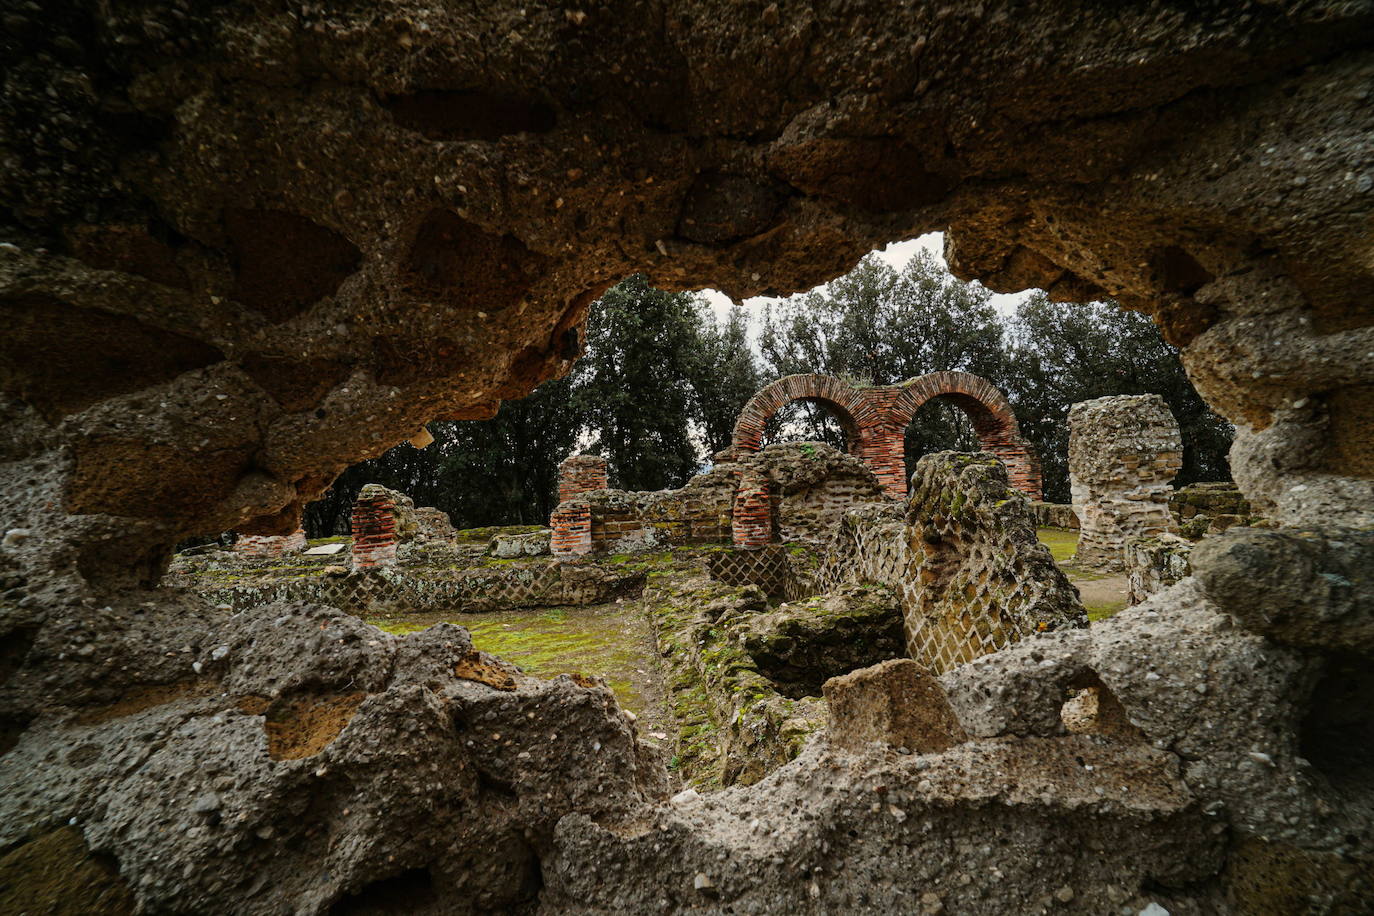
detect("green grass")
(1036, 527), (1079, 563)
(368, 604), (652, 713)
(1086, 602), (1127, 623)
(1039, 527), (1128, 621)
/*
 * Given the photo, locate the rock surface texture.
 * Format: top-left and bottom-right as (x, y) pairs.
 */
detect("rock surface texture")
(1069, 395), (1184, 569)
(816, 453), (1087, 673)
(2, 2), (1373, 913)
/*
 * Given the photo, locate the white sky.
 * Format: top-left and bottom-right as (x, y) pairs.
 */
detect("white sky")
(697, 231), (1032, 335)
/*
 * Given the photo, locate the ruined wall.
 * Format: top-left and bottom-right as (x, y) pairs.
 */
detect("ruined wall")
(1069, 395), (1183, 569)
(2, 3), (1374, 913)
(557, 455), (609, 504)
(554, 443), (885, 557)
(1169, 482), (1264, 540)
(582, 466), (736, 554)
(412, 507), (457, 542)
(232, 528), (306, 560)
(816, 452), (1086, 674)
(195, 557), (642, 616)
(350, 485), (399, 570)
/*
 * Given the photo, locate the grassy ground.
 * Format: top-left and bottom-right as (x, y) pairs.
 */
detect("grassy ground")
(368, 603), (669, 728)
(1035, 527), (1128, 622)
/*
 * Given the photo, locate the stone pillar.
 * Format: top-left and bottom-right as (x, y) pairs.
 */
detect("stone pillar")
(557, 454), (609, 504)
(234, 527), (306, 559)
(550, 500), (593, 557)
(1069, 394), (1183, 569)
(731, 467), (773, 549)
(350, 485), (398, 570)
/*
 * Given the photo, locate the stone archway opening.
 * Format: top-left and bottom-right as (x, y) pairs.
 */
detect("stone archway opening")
(732, 372), (1041, 502)
(899, 396), (980, 481)
(760, 398), (855, 453)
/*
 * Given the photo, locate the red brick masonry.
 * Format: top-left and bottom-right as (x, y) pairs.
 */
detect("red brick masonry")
(557, 455), (609, 504)
(731, 467), (773, 549)
(551, 455), (607, 557)
(235, 528), (306, 559)
(351, 492), (398, 569)
(550, 501), (593, 557)
(731, 371), (1041, 501)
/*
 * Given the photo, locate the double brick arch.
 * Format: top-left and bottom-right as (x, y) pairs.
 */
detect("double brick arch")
(732, 371), (1042, 500)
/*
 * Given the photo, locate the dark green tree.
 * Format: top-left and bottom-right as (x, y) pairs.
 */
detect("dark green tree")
(690, 304), (765, 455)
(1003, 293), (1233, 502)
(574, 275), (711, 491)
(303, 375), (581, 536)
(304, 275), (764, 533)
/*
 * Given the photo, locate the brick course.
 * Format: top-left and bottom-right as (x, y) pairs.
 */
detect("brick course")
(557, 455), (609, 503)
(350, 486), (398, 569)
(234, 527), (306, 559)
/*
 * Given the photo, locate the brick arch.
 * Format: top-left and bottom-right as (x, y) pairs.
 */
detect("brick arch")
(892, 371), (1042, 500)
(731, 371), (1041, 502)
(731, 374), (871, 452)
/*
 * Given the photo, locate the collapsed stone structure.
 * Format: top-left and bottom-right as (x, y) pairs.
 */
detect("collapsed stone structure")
(1069, 394), (1184, 569)
(2, 3), (1373, 912)
(815, 453), (1085, 673)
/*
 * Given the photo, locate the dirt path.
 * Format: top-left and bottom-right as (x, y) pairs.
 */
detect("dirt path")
(1036, 528), (1129, 621)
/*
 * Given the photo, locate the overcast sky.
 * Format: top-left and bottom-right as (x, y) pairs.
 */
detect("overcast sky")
(697, 231), (1031, 333)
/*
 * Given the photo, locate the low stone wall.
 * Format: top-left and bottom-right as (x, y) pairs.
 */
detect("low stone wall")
(181, 557), (643, 615)
(1029, 501), (1079, 530)
(1069, 394), (1182, 569)
(755, 443), (889, 544)
(553, 442), (887, 557)
(813, 452), (1086, 674)
(234, 528), (307, 559)
(1169, 482), (1264, 539)
(582, 466), (736, 552)
(1124, 535), (1194, 606)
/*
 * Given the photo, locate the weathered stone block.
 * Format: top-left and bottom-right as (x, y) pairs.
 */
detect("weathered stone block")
(490, 529), (551, 558)
(1124, 534), (1193, 606)
(1069, 395), (1182, 569)
(823, 658), (966, 753)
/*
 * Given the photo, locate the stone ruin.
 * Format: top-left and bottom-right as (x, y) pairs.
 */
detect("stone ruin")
(349, 485), (401, 570)
(167, 486), (641, 617)
(547, 371), (1036, 559)
(550, 441), (888, 559)
(1069, 394), (1184, 569)
(232, 527), (306, 560)
(1060, 396), (1281, 606)
(813, 452), (1085, 674)
(732, 371), (1041, 500)
(2, 4), (1373, 913)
